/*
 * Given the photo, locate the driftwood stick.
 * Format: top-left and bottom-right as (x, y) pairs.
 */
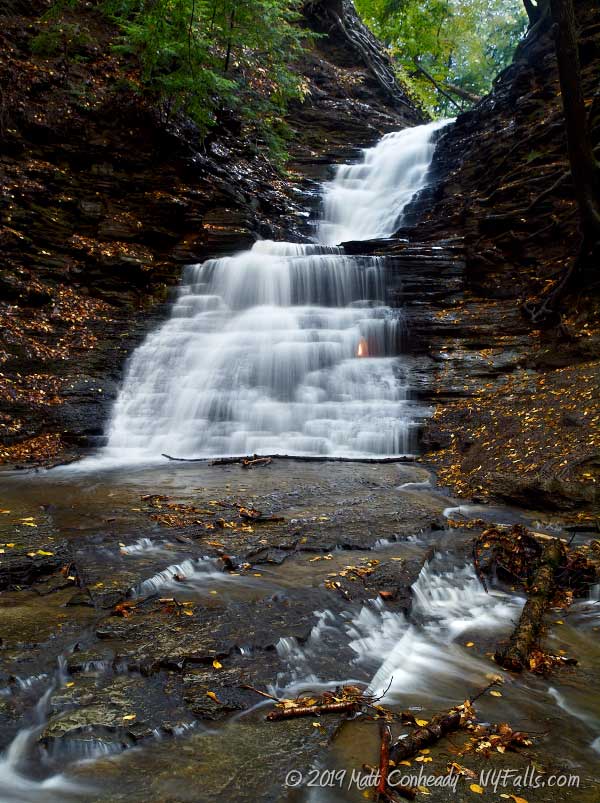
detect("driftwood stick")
(265, 700), (359, 721)
(240, 684), (281, 703)
(389, 708), (463, 763)
(495, 538), (565, 671)
(376, 722), (392, 801)
(162, 453), (416, 465)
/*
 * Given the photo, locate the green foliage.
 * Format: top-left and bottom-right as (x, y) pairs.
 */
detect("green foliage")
(100, 0), (308, 153)
(31, 21), (93, 59)
(355, 0), (528, 117)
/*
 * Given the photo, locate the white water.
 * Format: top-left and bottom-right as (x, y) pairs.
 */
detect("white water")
(271, 558), (523, 704)
(97, 119), (450, 464)
(0, 661), (88, 803)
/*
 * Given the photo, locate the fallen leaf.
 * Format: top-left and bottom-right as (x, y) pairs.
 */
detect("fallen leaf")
(212, 660), (222, 669)
(470, 783), (484, 794)
(415, 718), (429, 726)
(206, 691), (220, 703)
(489, 690), (502, 697)
(122, 714), (137, 721)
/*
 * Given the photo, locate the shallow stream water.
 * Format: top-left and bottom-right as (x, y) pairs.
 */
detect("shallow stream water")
(0, 462), (598, 802)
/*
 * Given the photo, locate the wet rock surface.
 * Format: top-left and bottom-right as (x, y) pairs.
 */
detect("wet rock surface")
(0, 462), (447, 742)
(0, 463), (599, 801)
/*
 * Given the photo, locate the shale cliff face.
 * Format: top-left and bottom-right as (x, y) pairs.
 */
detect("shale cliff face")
(0, 0), (419, 464)
(399, 0), (600, 512)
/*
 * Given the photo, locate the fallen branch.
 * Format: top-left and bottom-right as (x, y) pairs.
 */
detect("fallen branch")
(266, 700), (359, 721)
(495, 538), (565, 671)
(163, 453), (416, 465)
(376, 723), (392, 801)
(242, 456), (272, 468)
(389, 711), (460, 763)
(264, 684), (368, 721)
(389, 699), (475, 763)
(411, 61), (464, 112)
(240, 684), (281, 703)
(235, 504), (284, 524)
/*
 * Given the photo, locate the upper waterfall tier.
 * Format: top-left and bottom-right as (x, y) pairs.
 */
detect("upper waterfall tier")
(318, 119), (450, 245)
(99, 120), (452, 463)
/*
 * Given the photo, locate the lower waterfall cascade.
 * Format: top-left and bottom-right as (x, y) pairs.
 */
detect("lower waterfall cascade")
(101, 119), (451, 462)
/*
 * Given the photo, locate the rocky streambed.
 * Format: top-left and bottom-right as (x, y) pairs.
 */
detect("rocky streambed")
(0, 459), (598, 801)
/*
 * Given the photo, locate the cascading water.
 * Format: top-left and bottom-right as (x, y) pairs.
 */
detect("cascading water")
(99, 119), (450, 463)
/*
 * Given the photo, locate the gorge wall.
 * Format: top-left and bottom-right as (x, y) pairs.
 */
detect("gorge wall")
(396, 0), (599, 512)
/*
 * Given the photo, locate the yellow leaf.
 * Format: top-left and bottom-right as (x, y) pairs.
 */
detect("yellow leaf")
(22, 522), (37, 527)
(212, 660), (222, 669)
(183, 609), (193, 616)
(415, 718), (429, 726)
(465, 642), (475, 647)
(417, 787), (431, 795)
(510, 797), (529, 803)
(206, 691), (219, 703)
(555, 620), (564, 625)
(470, 784), (484, 794)
(65, 682), (75, 688)
(37, 550), (53, 556)
(6, 543), (14, 548)
(489, 690), (502, 697)
(122, 714), (137, 721)
(399, 760), (411, 766)
(20, 517), (35, 521)
(419, 749), (430, 754)
(209, 590), (218, 595)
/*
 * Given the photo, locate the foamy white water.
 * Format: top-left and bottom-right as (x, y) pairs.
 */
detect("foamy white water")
(319, 119), (450, 245)
(98, 120), (451, 463)
(269, 559), (523, 704)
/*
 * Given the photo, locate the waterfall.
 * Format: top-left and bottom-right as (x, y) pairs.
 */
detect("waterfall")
(101, 119), (450, 462)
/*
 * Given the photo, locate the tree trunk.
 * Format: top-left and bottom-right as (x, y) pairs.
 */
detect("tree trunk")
(442, 82), (483, 104)
(494, 539), (564, 671)
(224, 8), (235, 74)
(523, 0), (542, 25)
(550, 0), (600, 243)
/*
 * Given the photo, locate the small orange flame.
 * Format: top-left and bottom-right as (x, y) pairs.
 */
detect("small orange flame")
(356, 337), (368, 358)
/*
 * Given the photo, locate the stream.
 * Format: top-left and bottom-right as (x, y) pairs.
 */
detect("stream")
(0, 120), (599, 802)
